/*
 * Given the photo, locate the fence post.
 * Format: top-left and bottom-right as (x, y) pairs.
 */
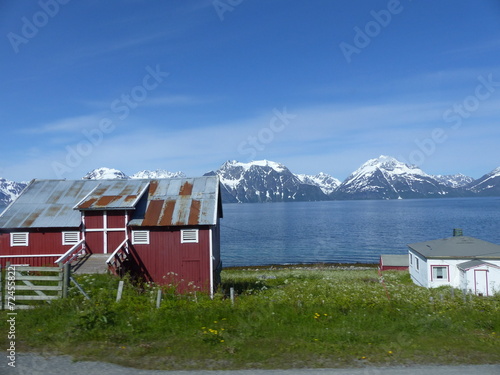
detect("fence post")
(116, 280), (124, 302)
(62, 263), (71, 298)
(156, 289), (162, 308)
(230, 287), (235, 306)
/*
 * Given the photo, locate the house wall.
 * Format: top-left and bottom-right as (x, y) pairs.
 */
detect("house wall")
(426, 259), (464, 289)
(128, 226), (212, 292)
(408, 250), (429, 287)
(0, 229), (79, 267)
(460, 263), (500, 296)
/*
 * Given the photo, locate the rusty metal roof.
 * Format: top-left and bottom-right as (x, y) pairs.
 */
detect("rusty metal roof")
(75, 180), (149, 210)
(129, 176), (222, 227)
(0, 180), (100, 228)
(0, 177), (222, 229)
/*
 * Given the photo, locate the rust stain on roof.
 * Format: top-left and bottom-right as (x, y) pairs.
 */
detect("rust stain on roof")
(22, 211), (41, 227)
(142, 200), (164, 226)
(159, 200), (176, 226)
(179, 181), (193, 196)
(188, 200), (201, 225)
(149, 180), (159, 196)
(124, 195), (137, 202)
(77, 198), (97, 209)
(95, 195), (120, 207)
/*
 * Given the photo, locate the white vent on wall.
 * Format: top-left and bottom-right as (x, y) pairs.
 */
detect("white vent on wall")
(62, 231), (80, 245)
(132, 230), (150, 245)
(11, 232), (29, 246)
(181, 229), (199, 243)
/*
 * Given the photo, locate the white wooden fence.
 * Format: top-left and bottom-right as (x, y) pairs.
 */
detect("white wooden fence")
(0, 263), (71, 310)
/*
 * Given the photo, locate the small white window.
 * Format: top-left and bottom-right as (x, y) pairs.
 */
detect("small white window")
(132, 230), (150, 245)
(62, 231), (80, 245)
(181, 229), (198, 243)
(11, 232), (29, 246)
(432, 266), (448, 280)
(415, 258), (419, 270)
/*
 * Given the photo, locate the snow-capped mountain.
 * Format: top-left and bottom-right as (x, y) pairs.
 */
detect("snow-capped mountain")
(131, 169), (186, 179)
(2, 159), (499, 207)
(205, 160), (329, 203)
(0, 178), (28, 208)
(466, 167), (500, 196)
(296, 172), (341, 195)
(333, 156), (458, 200)
(82, 167), (186, 180)
(82, 167), (128, 180)
(433, 174), (474, 188)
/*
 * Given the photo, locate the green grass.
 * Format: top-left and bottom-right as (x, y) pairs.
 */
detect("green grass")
(2, 267), (499, 370)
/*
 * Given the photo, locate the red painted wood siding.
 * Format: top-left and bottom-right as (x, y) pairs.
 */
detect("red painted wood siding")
(0, 229), (77, 267)
(130, 227), (211, 292)
(84, 211), (103, 229)
(83, 210), (127, 254)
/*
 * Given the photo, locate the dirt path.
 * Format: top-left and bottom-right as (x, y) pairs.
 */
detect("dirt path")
(2, 353), (500, 375)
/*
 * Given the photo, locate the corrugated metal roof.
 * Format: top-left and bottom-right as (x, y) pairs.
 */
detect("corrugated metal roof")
(408, 236), (500, 259)
(129, 176), (221, 227)
(0, 177), (221, 229)
(0, 180), (100, 228)
(75, 180), (149, 210)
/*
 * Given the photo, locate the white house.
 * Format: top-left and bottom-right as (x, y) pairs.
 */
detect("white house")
(408, 232), (500, 296)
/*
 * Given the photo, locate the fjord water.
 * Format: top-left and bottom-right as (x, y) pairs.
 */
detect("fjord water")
(220, 197), (500, 267)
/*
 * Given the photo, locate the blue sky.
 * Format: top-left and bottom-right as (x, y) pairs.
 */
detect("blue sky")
(1, 0), (500, 182)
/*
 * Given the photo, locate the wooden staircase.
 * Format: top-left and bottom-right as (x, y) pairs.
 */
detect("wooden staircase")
(72, 254), (110, 274)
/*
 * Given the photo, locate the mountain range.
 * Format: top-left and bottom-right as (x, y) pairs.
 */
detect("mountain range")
(1, 156), (499, 206)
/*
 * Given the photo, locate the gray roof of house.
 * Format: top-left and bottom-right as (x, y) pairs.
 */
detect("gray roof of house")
(408, 236), (500, 260)
(380, 254), (409, 267)
(457, 259), (500, 271)
(0, 177), (222, 229)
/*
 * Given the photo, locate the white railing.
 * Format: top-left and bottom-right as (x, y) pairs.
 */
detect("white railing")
(106, 238), (130, 274)
(54, 239), (85, 265)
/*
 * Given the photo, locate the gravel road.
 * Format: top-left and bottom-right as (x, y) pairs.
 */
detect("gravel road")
(1, 353), (500, 375)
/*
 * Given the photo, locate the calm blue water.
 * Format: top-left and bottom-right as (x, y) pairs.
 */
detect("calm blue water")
(220, 197), (500, 267)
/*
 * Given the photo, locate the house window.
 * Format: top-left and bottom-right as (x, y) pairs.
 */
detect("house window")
(11, 232), (29, 246)
(409, 254), (413, 265)
(132, 230), (150, 245)
(415, 258), (419, 271)
(62, 231), (80, 245)
(432, 266), (448, 281)
(181, 229), (199, 243)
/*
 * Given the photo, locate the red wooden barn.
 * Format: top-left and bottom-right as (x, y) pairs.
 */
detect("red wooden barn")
(0, 177), (223, 294)
(379, 254), (409, 271)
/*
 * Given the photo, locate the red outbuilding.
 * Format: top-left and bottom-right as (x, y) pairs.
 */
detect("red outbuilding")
(0, 177), (223, 294)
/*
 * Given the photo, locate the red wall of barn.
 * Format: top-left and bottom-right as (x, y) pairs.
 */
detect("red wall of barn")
(0, 229), (78, 267)
(129, 227), (212, 292)
(83, 210), (127, 254)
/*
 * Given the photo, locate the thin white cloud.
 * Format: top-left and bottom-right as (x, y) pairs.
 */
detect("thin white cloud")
(20, 114), (104, 135)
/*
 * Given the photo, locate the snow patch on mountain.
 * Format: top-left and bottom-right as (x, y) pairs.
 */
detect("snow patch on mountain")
(83, 167), (128, 180)
(131, 170), (186, 179)
(0, 178), (28, 207)
(296, 172), (341, 195)
(433, 174), (474, 188)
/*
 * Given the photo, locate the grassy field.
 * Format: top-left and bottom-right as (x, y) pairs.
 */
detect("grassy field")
(2, 266), (500, 370)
